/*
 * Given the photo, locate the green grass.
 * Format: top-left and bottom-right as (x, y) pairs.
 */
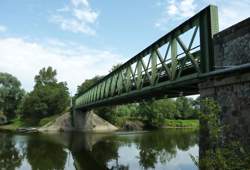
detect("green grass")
(38, 114), (59, 127)
(164, 119), (199, 128)
(0, 114), (61, 131)
(0, 115), (28, 130)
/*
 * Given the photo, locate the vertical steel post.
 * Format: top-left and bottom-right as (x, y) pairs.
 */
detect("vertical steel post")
(151, 50), (157, 84)
(171, 37), (177, 80)
(199, 5), (219, 73)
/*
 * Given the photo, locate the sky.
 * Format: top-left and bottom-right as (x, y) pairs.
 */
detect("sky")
(0, 0), (249, 95)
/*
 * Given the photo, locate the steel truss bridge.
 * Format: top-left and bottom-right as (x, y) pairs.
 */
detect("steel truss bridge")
(75, 5), (219, 110)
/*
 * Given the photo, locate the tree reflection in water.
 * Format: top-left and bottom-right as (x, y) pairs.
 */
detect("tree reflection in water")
(0, 133), (24, 170)
(0, 129), (198, 170)
(87, 129), (198, 169)
(26, 134), (67, 170)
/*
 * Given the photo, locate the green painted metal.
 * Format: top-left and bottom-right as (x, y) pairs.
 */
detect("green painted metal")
(75, 5), (219, 110)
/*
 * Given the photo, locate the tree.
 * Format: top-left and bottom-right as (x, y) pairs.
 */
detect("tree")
(152, 99), (176, 119)
(0, 72), (24, 119)
(137, 100), (165, 127)
(75, 75), (103, 98)
(109, 63), (122, 73)
(175, 97), (196, 119)
(21, 67), (70, 123)
(34, 67), (57, 86)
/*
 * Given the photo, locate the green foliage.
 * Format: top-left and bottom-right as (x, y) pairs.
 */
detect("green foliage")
(109, 63), (122, 72)
(175, 97), (197, 119)
(191, 98), (250, 170)
(94, 106), (116, 124)
(38, 114), (59, 126)
(20, 67), (70, 124)
(34, 67), (57, 87)
(93, 97), (199, 128)
(75, 76), (103, 98)
(137, 100), (165, 127)
(0, 72), (25, 119)
(164, 119), (199, 128)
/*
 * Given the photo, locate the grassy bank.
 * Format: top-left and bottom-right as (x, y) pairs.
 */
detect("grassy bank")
(164, 119), (199, 128)
(0, 115), (60, 131)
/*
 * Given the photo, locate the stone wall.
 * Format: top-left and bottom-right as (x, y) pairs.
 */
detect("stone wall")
(199, 17), (250, 144)
(213, 18), (250, 68)
(200, 72), (250, 143)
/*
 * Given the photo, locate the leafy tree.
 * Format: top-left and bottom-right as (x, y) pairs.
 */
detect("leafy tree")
(0, 72), (24, 119)
(75, 75), (103, 98)
(34, 67), (57, 86)
(152, 99), (176, 119)
(175, 97), (196, 119)
(109, 63), (122, 72)
(21, 67), (70, 123)
(137, 100), (165, 127)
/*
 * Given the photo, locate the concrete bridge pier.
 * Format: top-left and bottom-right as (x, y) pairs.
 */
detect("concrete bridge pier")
(199, 18), (250, 146)
(72, 109), (118, 132)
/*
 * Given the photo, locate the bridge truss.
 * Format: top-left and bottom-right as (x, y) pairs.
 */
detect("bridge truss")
(75, 5), (219, 110)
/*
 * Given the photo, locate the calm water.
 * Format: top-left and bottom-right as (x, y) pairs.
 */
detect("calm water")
(0, 129), (198, 170)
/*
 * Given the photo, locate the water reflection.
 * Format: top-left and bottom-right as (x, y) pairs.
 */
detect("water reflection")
(26, 136), (67, 170)
(0, 133), (24, 170)
(0, 129), (198, 170)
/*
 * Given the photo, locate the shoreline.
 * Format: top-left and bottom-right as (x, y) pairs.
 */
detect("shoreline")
(0, 124), (199, 134)
(0, 117), (199, 133)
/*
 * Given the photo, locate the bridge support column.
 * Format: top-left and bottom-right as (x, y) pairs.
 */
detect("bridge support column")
(72, 109), (118, 132)
(199, 18), (250, 154)
(199, 71), (250, 144)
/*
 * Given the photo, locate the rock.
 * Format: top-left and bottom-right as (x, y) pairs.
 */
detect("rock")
(39, 111), (118, 133)
(0, 115), (7, 125)
(16, 127), (39, 133)
(39, 112), (74, 132)
(123, 120), (145, 131)
(73, 110), (118, 132)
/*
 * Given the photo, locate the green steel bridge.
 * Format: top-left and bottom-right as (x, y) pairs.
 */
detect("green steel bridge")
(75, 5), (219, 110)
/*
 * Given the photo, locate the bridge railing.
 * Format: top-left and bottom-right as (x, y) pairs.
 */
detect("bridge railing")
(75, 5), (219, 109)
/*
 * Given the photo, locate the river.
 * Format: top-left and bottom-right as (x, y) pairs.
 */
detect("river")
(0, 129), (198, 170)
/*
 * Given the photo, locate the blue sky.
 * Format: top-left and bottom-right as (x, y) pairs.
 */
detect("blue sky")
(0, 0), (249, 95)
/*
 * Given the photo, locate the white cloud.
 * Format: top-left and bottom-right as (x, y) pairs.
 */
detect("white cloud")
(71, 0), (89, 7)
(0, 25), (7, 32)
(50, 0), (98, 35)
(155, 0), (196, 28)
(0, 37), (122, 95)
(155, 0), (250, 30)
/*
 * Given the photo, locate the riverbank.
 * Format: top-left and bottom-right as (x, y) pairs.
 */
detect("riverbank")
(0, 114), (61, 132)
(0, 116), (199, 132)
(163, 119), (199, 128)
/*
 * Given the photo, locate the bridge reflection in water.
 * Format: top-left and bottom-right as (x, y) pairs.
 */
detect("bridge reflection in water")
(0, 129), (198, 170)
